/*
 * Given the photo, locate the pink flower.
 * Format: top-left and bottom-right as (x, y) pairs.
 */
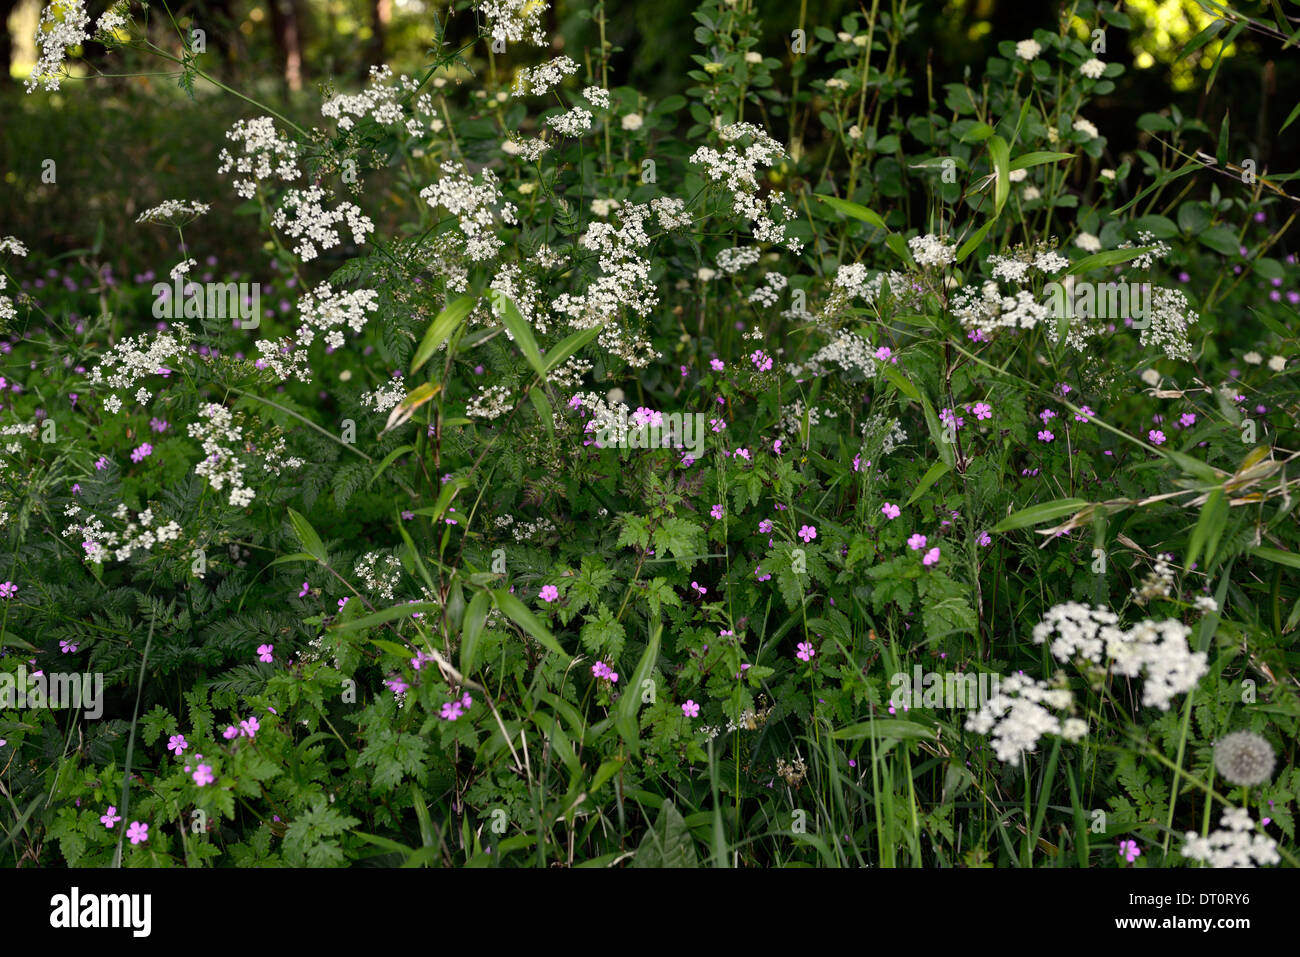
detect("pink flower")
(167, 734), (188, 756)
(460, 692), (473, 709)
(796, 641), (815, 662)
(798, 525), (817, 543)
(298, 581), (309, 597)
(440, 701), (464, 721)
(977, 531), (992, 547)
(907, 533), (927, 551)
(1149, 429), (1166, 445)
(682, 700), (700, 718)
(193, 764), (215, 786)
(1179, 412), (1196, 428)
(256, 643), (274, 663)
(710, 358), (724, 371)
(922, 547), (940, 566)
(881, 503), (901, 520)
(539, 584), (559, 603)
(0, 581), (16, 599)
(1074, 405), (1093, 422)
(972, 402), (992, 420)
(59, 638), (77, 653)
(758, 519), (773, 534)
(223, 725), (238, 740)
(1037, 430), (1054, 442)
(750, 350), (773, 372)
(100, 806), (121, 829)
(126, 821), (149, 844)
(874, 346), (897, 363)
(239, 716), (260, 738)
(1118, 839), (1141, 864)
(691, 581), (707, 595)
(94, 456), (108, 471)
(385, 675), (409, 695)
(130, 443), (153, 463)
(710, 504), (724, 520)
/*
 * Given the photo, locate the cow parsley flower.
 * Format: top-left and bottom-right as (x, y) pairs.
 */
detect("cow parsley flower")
(1182, 807), (1279, 868)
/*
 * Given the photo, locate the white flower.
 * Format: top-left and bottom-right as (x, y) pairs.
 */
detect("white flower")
(512, 56), (578, 96)
(590, 198), (620, 217)
(1008, 167), (1027, 182)
(27, 0), (90, 92)
(1182, 808), (1279, 868)
(583, 86), (611, 109)
(1015, 39), (1042, 61)
(1079, 58), (1106, 79)
(621, 112), (644, 131)
(270, 186), (375, 262)
(216, 117), (301, 198)
(1023, 185), (1041, 201)
(1268, 355), (1286, 371)
(1099, 168), (1116, 181)
(546, 106), (593, 137)
(1074, 232), (1102, 253)
(1072, 117), (1100, 139)
(136, 200), (210, 225)
(1194, 595), (1218, 614)
(1140, 368), (1161, 386)
(474, 0), (549, 47)
(1243, 351), (1262, 365)
(419, 161), (518, 262)
(908, 234), (956, 268)
(744, 51), (763, 64)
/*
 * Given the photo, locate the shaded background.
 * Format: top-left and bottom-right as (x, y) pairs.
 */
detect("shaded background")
(2, 0), (1296, 271)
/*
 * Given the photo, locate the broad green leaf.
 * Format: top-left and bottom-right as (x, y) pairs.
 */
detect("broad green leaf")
(991, 498), (1091, 533)
(492, 589), (568, 658)
(287, 508), (328, 564)
(988, 134), (1010, 217)
(410, 295), (476, 373)
(813, 194), (889, 230)
(1064, 246), (1156, 276)
(1009, 151), (1074, 171)
(496, 295), (548, 378)
(631, 800), (698, 868)
(459, 590), (491, 676)
(907, 460), (952, 506)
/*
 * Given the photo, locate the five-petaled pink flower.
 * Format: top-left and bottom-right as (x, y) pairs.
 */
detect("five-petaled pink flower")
(440, 701), (464, 721)
(682, 700), (700, 718)
(1037, 430), (1054, 442)
(1118, 839), (1141, 864)
(710, 504), (724, 520)
(193, 764), (215, 787)
(750, 350), (773, 372)
(798, 525), (817, 543)
(100, 806), (121, 829)
(1149, 430), (1166, 445)
(167, 734), (188, 756)
(239, 717), (260, 738)
(972, 402), (992, 420)
(59, 639), (77, 653)
(257, 643), (274, 663)
(907, 533), (927, 551)
(881, 503), (901, 520)
(539, 584), (559, 603)
(796, 641), (815, 662)
(0, 581), (15, 599)
(922, 547), (941, 566)
(126, 821), (149, 844)
(223, 725), (238, 740)
(130, 443), (153, 463)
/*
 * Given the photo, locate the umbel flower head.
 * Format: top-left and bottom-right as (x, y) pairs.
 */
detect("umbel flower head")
(1213, 731), (1276, 787)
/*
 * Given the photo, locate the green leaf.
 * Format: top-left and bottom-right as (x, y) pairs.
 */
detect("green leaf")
(991, 498), (1090, 533)
(1250, 547), (1300, 571)
(369, 445), (414, 488)
(459, 590), (491, 676)
(956, 218), (996, 263)
(492, 589), (568, 658)
(543, 324), (603, 373)
(410, 295), (475, 373)
(1198, 225), (1241, 258)
(495, 295), (548, 379)
(880, 364), (921, 402)
(1064, 247), (1156, 276)
(616, 624), (661, 757)
(988, 134), (1010, 217)
(907, 460), (952, 506)
(1009, 150), (1074, 171)
(831, 719), (936, 742)
(331, 601), (441, 632)
(1186, 487), (1228, 572)
(286, 508), (328, 564)
(632, 799), (698, 867)
(812, 194), (889, 230)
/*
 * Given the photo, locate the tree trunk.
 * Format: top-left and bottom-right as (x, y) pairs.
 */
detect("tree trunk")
(269, 0), (304, 92)
(366, 0), (391, 76)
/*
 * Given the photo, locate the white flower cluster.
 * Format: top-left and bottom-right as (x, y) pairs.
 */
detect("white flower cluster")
(135, 200), (211, 225)
(26, 0), (90, 92)
(1118, 230), (1172, 270)
(484, 263), (547, 334)
(355, 551), (404, 600)
(862, 413), (908, 454)
(88, 328), (193, 414)
(361, 375), (406, 415)
(651, 197), (692, 231)
(0, 236), (29, 257)
(64, 502), (184, 564)
(1182, 808), (1279, 868)
(271, 186), (375, 262)
(907, 233), (956, 269)
(1079, 58), (1106, 79)
(804, 331), (877, 379)
(748, 272), (788, 307)
(294, 283), (380, 349)
(466, 384), (513, 420)
(217, 117), (302, 199)
(546, 106), (593, 137)
(1032, 601), (1209, 711)
(494, 514), (557, 543)
(965, 673), (1087, 766)
(778, 399), (835, 438)
(420, 161), (518, 262)
(716, 246), (761, 274)
(512, 56), (579, 96)
(1142, 286), (1198, 361)
(546, 355), (592, 391)
(572, 391), (630, 446)
(987, 248), (1067, 284)
(187, 403), (259, 507)
(474, 0), (549, 47)
(95, 2), (129, 35)
(952, 281), (1051, 338)
(321, 66), (429, 137)
(1131, 551), (1177, 603)
(690, 122), (801, 253)
(583, 86), (610, 109)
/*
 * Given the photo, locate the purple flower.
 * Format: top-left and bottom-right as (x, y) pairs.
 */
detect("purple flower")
(710, 504), (724, 520)
(1179, 412), (1196, 428)
(257, 643), (274, 663)
(758, 519), (774, 534)
(440, 701), (464, 721)
(1037, 430), (1054, 442)
(972, 402), (992, 420)
(682, 700), (700, 718)
(907, 533), (927, 551)
(130, 443), (153, 463)
(1118, 839), (1141, 864)
(977, 531), (992, 547)
(922, 547), (940, 567)
(100, 806), (122, 829)
(795, 641), (815, 662)
(1149, 430), (1166, 445)
(240, 716), (260, 738)
(881, 503), (901, 520)
(168, 734), (188, 756)
(59, 638), (77, 654)
(0, 582), (15, 599)
(298, 581), (309, 597)
(798, 525), (817, 543)
(149, 417), (169, 433)
(710, 358), (724, 371)
(126, 821), (149, 844)
(94, 456), (108, 471)
(193, 764), (215, 787)
(1074, 406), (1093, 423)
(539, 584), (559, 603)
(750, 350), (773, 372)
